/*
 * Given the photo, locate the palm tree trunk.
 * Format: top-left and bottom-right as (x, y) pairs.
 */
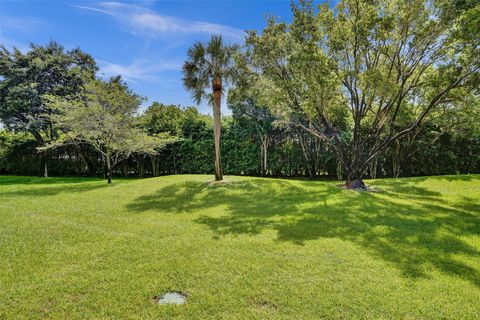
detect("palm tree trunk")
(213, 83), (223, 181)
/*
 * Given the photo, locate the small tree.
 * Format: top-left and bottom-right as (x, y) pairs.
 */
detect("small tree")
(182, 35), (239, 181)
(44, 77), (171, 183)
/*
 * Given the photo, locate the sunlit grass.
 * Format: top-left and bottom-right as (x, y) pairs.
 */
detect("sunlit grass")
(0, 174), (479, 319)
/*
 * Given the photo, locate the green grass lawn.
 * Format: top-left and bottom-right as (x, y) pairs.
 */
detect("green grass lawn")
(1, 174), (479, 319)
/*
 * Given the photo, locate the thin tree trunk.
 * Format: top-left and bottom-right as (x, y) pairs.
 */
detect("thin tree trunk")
(213, 80), (223, 181)
(314, 138), (322, 178)
(122, 160), (128, 177)
(260, 143), (265, 176)
(137, 155), (145, 178)
(297, 130), (314, 178)
(263, 139), (268, 177)
(393, 140), (401, 178)
(151, 156), (158, 177)
(44, 159), (48, 178)
(369, 159), (378, 179)
(259, 136), (268, 176)
(43, 151), (48, 178)
(75, 144), (94, 176)
(106, 151), (112, 184)
(336, 158), (343, 181)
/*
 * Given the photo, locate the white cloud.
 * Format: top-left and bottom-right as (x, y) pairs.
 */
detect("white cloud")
(98, 59), (182, 83)
(74, 5), (113, 16)
(0, 16), (47, 33)
(75, 2), (244, 40)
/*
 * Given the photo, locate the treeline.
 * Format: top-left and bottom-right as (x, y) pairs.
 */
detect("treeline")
(1, 0), (479, 182)
(1, 102), (479, 179)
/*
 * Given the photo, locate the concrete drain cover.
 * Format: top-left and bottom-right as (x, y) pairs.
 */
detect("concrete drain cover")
(154, 292), (187, 305)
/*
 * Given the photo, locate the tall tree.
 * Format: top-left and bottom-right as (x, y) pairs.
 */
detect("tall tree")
(246, 0), (479, 187)
(44, 77), (171, 183)
(182, 35), (239, 181)
(0, 41), (97, 177)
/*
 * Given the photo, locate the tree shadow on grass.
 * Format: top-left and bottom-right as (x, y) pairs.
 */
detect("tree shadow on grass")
(126, 177), (480, 286)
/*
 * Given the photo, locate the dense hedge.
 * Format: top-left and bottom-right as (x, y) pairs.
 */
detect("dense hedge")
(2, 110), (479, 179)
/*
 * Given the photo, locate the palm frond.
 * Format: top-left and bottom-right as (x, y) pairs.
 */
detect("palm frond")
(182, 34), (240, 105)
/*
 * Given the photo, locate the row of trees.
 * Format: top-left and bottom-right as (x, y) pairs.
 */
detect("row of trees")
(1, 99), (479, 179)
(1, 0), (479, 185)
(0, 42), (171, 183)
(179, 0), (479, 186)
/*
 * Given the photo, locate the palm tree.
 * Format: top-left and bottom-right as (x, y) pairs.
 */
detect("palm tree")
(182, 35), (239, 181)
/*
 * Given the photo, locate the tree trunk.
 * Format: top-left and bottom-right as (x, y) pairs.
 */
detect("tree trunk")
(122, 161), (128, 177)
(42, 151), (48, 178)
(344, 166), (366, 189)
(212, 80), (223, 181)
(314, 138), (322, 178)
(137, 155), (145, 178)
(336, 158), (343, 181)
(75, 144), (95, 176)
(344, 164), (366, 188)
(263, 140), (268, 176)
(260, 137), (268, 176)
(151, 156), (158, 177)
(44, 160), (48, 178)
(369, 159), (378, 179)
(297, 130), (315, 178)
(344, 179), (366, 189)
(106, 152), (112, 184)
(260, 143), (265, 176)
(392, 140), (401, 178)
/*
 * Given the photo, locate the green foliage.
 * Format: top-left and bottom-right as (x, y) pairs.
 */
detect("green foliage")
(141, 102), (210, 138)
(0, 1), (478, 180)
(2, 96), (478, 179)
(0, 41), (96, 142)
(44, 77), (172, 182)
(246, 0), (480, 180)
(182, 35), (239, 104)
(0, 130), (40, 174)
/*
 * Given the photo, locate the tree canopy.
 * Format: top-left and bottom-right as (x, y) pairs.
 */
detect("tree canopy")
(0, 41), (96, 141)
(245, 0), (479, 186)
(44, 77), (172, 183)
(0, 0), (478, 183)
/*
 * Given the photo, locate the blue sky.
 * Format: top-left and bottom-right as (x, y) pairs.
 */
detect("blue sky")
(0, 0), (306, 114)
